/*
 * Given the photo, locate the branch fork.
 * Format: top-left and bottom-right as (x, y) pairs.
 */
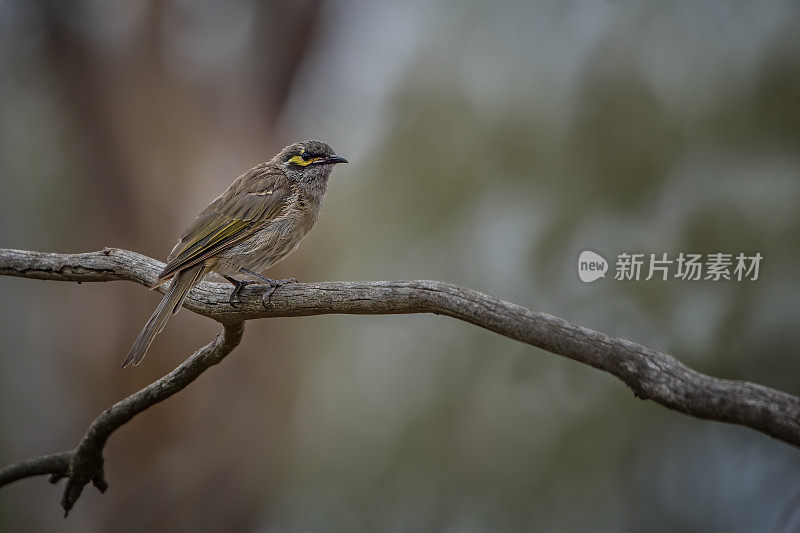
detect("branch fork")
(0, 247), (798, 515)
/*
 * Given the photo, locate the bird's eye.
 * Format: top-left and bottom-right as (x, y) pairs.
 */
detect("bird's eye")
(287, 152), (317, 166)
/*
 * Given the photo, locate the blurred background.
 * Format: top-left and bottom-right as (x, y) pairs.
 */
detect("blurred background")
(1, 0), (799, 531)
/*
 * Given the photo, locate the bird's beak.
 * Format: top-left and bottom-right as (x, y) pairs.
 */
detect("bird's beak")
(318, 154), (348, 165)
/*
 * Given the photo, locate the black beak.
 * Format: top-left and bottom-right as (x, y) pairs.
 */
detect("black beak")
(320, 154), (348, 165)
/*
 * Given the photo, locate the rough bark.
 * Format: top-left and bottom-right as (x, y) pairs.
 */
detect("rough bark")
(1, 247), (798, 514)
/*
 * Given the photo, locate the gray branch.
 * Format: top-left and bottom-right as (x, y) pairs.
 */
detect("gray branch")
(1, 247), (798, 514)
(0, 320), (244, 515)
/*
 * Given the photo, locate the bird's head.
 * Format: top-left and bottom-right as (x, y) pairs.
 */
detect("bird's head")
(276, 140), (348, 183)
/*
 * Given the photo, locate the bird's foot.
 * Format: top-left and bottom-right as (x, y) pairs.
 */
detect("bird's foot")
(236, 269), (298, 307)
(226, 278), (261, 307)
(260, 277), (298, 306)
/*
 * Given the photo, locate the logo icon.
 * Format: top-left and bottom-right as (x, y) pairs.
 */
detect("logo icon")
(578, 250), (608, 283)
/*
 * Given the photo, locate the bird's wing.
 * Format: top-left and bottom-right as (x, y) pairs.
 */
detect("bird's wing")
(158, 166), (294, 281)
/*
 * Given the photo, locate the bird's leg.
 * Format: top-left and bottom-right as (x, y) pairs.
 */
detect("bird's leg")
(223, 275), (260, 307)
(238, 268), (298, 306)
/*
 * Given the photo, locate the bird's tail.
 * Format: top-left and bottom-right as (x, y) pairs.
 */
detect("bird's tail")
(122, 263), (206, 368)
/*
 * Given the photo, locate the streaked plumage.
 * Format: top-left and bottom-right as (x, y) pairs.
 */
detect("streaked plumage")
(123, 140), (347, 367)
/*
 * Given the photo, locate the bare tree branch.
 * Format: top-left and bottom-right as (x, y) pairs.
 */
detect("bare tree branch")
(1, 247), (798, 513)
(0, 452), (71, 486)
(0, 319), (244, 515)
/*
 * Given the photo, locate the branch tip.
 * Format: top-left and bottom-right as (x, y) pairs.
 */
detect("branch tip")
(0, 246), (798, 515)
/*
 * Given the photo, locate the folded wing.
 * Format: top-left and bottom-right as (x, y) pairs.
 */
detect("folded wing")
(158, 165), (293, 282)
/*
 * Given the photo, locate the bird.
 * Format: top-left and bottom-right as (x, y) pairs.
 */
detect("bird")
(123, 140), (348, 368)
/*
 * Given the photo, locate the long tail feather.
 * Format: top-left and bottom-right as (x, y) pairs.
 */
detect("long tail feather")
(170, 264), (205, 316)
(122, 264), (205, 368)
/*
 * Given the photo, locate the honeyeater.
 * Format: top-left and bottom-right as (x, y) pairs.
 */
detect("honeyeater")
(123, 140), (348, 368)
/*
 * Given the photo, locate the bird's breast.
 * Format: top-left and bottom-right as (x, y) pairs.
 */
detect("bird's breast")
(213, 192), (322, 277)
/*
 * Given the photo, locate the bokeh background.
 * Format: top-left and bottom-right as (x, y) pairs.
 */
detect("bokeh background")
(1, 0), (799, 531)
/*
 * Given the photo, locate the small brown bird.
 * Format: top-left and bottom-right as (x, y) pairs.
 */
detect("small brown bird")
(123, 140), (348, 367)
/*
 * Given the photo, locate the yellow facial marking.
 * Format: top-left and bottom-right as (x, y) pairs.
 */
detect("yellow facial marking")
(288, 154), (320, 166)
